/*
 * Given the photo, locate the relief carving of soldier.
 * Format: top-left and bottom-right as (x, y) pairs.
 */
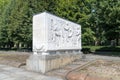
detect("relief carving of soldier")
(50, 18), (62, 47)
(73, 25), (81, 45)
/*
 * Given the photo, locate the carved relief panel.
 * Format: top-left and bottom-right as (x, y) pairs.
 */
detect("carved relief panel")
(47, 14), (81, 50)
(33, 12), (81, 52)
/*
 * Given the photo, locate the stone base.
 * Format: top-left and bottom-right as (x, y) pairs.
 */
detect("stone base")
(26, 51), (82, 73)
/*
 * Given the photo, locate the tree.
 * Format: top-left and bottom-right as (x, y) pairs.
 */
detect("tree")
(0, 0), (56, 49)
(0, 0), (120, 49)
(103, 0), (120, 46)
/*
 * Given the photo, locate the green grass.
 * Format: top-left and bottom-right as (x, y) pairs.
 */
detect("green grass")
(82, 46), (105, 52)
(82, 46), (120, 56)
(82, 46), (120, 52)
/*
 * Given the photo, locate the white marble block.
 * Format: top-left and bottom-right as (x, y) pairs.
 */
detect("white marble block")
(27, 12), (82, 73)
(33, 12), (81, 54)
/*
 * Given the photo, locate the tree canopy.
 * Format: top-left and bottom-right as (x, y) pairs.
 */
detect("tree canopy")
(0, 0), (120, 49)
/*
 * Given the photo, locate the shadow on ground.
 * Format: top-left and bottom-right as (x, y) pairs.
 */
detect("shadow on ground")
(82, 47), (120, 57)
(94, 47), (120, 57)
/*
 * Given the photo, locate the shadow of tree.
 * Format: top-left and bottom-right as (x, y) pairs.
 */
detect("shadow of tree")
(81, 48), (91, 54)
(94, 47), (120, 57)
(0, 48), (32, 52)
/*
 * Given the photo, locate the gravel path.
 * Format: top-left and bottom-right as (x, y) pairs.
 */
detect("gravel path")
(0, 51), (120, 80)
(47, 54), (120, 78)
(85, 54), (120, 61)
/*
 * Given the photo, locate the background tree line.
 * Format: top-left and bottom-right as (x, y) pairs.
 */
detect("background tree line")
(0, 0), (120, 50)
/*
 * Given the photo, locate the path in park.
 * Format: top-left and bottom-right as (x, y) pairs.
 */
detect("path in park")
(0, 52), (120, 80)
(46, 59), (91, 78)
(46, 54), (120, 79)
(0, 64), (63, 80)
(86, 54), (120, 61)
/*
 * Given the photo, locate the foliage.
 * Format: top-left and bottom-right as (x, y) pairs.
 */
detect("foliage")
(82, 28), (95, 45)
(81, 48), (91, 54)
(95, 46), (120, 57)
(0, 0), (54, 49)
(0, 0), (120, 50)
(95, 46), (120, 52)
(83, 46), (120, 52)
(82, 46), (105, 52)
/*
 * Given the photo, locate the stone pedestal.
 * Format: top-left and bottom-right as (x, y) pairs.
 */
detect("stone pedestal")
(27, 12), (82, 73)
(27, 51), (82, 73)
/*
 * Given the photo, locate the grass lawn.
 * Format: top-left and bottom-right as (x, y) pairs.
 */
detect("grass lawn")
(82, 46), (105, 52)
(82, 46), (120, 56)
(82, 46), (120, 52)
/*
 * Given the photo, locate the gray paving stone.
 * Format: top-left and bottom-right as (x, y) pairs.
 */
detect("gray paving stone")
(0, 73), (10, 79)
(3, 78), (16, 80)
(14, 77), (34, 80)
(55, 69), (68, 73)
(0, 65), (8, 68)
(0, 64), (63, 80)
(2, 67), (24, 72)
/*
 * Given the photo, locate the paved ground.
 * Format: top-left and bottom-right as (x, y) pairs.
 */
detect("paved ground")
(86, 54), (120, 61)
(0, 52), (120, 80)
(0, 64), (63, 80)
(46, 58), (95, 79)
(46, 54), (120, 79)
(46, 60), (90, 78)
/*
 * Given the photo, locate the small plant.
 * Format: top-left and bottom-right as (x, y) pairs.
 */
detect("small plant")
(81, 48), (91, 54)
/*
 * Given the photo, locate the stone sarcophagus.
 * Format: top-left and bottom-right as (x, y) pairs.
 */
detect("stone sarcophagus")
(27, 12), (82, 73)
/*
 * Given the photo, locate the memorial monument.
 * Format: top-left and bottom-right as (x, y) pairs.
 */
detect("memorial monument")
(27, 12), (82, 73)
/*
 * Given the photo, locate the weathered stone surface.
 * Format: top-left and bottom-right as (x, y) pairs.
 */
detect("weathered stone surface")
(27, 53), (81, 73)
(27, 12), (82, 73)
(33, 12), (81, 54)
